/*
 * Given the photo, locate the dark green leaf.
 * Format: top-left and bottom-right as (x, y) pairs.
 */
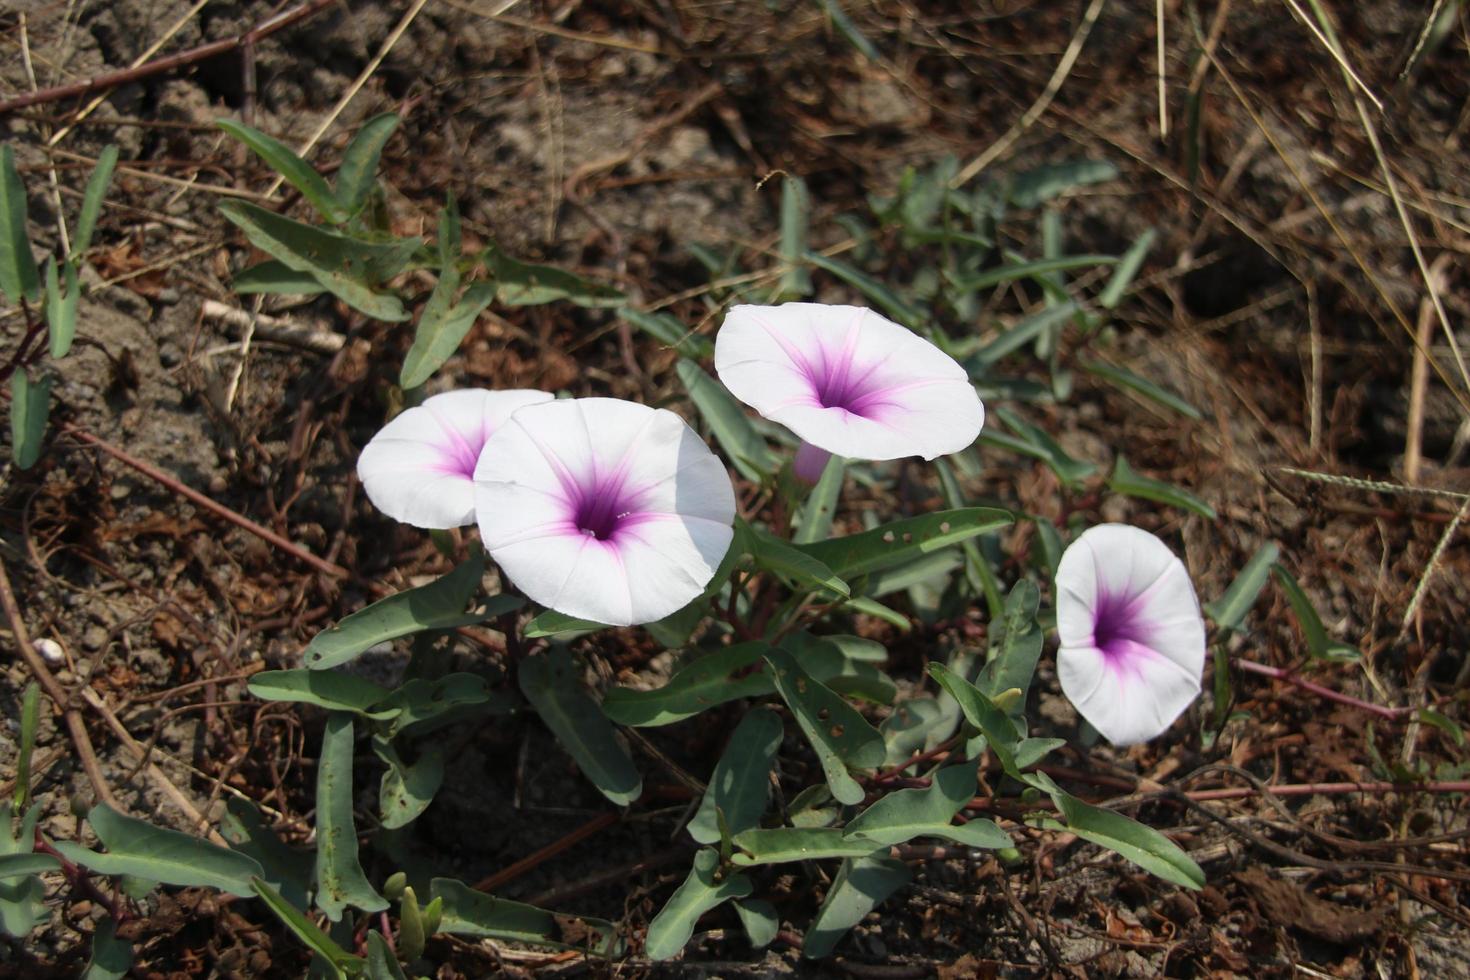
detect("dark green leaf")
(602, 643), (773, 727)
(313, 714), (387, 920)
(0, 805), (46, 938)
(222, 799), (312, 910)
(645, 848), (753, 960)
(677, 359), (779, 482)
(248, 669), (395, 717)
(792, 454), (845, 545)
(375, 738), (445, 830)
(1204, 542), (1279, 633)
(976, 580), (1043, 710)
(14, 682), (39, 813)
(618, 307), (712, 358)
(927, 663), (1023, 778)
(801, 856), (910, 958)
(733, 898), (780, 948)
(335, 114), (399, 218)
(1272, 564), (1360, 662)
(1109, 456), (1216, 519)
(377, 673), (510, 738)
(218, 119), (347, 222)
(304, 552), (493, 669)
(688, 707), (783, 844)
(983, 408), (1096, 486)
(53, 803), (262, 897)
(486, 246), (623, 307)
(804, 251), (919, 327)
(45, 257), (80, 358)
(364, 931), (409, 980)
(880, 697), (945, 766)
(731, 827), (879, 866)
(775, 176), (813, 300)
(1083, 359), (1203, 420)
(72, 145), (118, 260)
(952, 256), (1117, 294)
(814, 0), (881, 60)
(765, 649), (885, 806)
(519, 648), (642, 805)
(251, 877), (364, 977)
(0, 144), (38, 305)
(522, 610), (608, 638)
(1008, 160), (1118, 207)
(431, 877), (620, 954)
(218, 200), (416, 321)
(82, 917), (131, 980)
(798, 508), (1014, 580)
(1026, 771), (1204, 889)
(842, 760), (1008, 849)
(742, 520), (848, 599)
(9, 371), (49, 470)
(0, 854), (58, 879)
(231, 260), (327, 296)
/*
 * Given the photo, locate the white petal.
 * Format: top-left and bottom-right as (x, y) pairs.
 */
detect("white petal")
(476, 397), (735, 626)
(714, 303), (983, 461)
(1054, 524), (1206, 745)
(357, 388), (551, 528)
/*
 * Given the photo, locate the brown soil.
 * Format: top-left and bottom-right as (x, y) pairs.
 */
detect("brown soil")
(1, 0), (1468, 976)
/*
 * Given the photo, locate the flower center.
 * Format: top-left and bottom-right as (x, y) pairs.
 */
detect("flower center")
(1092, 591), (1146, 663)
(574, 495), (630, 540)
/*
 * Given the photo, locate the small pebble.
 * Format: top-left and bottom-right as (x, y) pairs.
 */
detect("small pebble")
(34, 638), (65, 665)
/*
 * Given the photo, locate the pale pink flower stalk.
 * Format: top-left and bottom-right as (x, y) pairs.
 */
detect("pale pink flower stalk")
(474, 398), (736, 627)
(357, 388), (553, 528)
(714, 303), (984, 482)
(1054, 524), (1206, 746)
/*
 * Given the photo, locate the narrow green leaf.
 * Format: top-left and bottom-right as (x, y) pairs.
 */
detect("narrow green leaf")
(1008, 160), (1119, 207)
(677, 359), (778, 482)
(9, 371), (49, 470)
(742, 520), (848, 599)
(976, 580), (1043, 710)
(222, 798), (312, 911)
(798, 507), (1014, 580)
(364, 932), (409, 980)
(880, 697), (945, 766)
(218, 200), (416, 321)
(374, 738), (445, 830)
(793, 454), (845, 545)
(217, 119), (347, 223)
(765, 649), (885, 806)
(731, 827), (879, 866)
(0, 805), (47, 937)
(52, 803), (262, 897)
(984, 408), (1096, 486)
(801, 856), (910, 958)
(782, 631), (896, 705)
(377, 673), (510, 738)
(688, 707), (783, 844)
(1026, 771), (1204, 889)
(248, 669), (395, 717)
(335, 113), (399, 218)
(0, 854), (58, 879)
(1415, 708), (1465, 747)
(304, 551), (492, 669)
(485, 246), (623, 307)
(863, 549), (960, 599)
(814, 0), (881, 60)
(401, 282), (495, 389)
(733, 898), (780, 948)
(1082, 360), (1202, 419)
(1109, 456), (1217, 519)
(618, 307), (713, 358)
(251, 877), (364, 976)
(82, 917), (131, 980)
(519, 647), (642, 805)
(775, 176), (813, 300)
(0, 144), (39, 305)
(72, 145), (118, 260)
(14, 682), (39, 813)
(602, 643), (773, 727)
(842, 760), (1008, 849)
(804, 251), (919, 327)
(46, 257), (80, 358)
(314, 713), (388, 920)
(645, 848), (753, 960)
(952, 255), (1117, 294)
(844, 595), (911, 630)
(972, 302), (1079, 366)
(522, 610), (608, 638)
(231, 259), (327, 296)
(1203, 542), (1279, 633)
(431, 877), (620, 954)
(1098, 228), (1155, 310)
(1272, 564), (1360, 662)
(927, 663), (1023, 778)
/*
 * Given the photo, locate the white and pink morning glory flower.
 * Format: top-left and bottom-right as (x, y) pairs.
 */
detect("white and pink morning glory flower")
(714, 303), (984, 482)
(474, 397), (736, 627)
(357, 388), (553, 529)
(1054, 524), (1206, 746)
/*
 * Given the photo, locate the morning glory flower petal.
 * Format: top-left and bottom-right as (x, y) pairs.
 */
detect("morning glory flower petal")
(1054, 524), (1206, 746)
(357, 388), (553, 529)
(474, 397), (736, 627)
(714, 303), (984, 463)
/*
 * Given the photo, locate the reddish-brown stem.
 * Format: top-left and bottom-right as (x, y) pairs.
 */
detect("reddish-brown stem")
(1183, 779), (1470, 802)
(0, 0), (338, 115)
(62, 423), (349, 579)
(1232, 656), (1411, 720)
(867, 735), (960, 787)
(471, 811), (618, 893)
(33, 834), (124, 922)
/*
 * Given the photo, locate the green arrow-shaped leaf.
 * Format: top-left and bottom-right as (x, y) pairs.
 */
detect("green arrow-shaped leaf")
(313, 713), (387, 920)
(644, 848), (753, 960)
(53, 804), (262, 897)
(519, 648), (642, 806)
(688, 707), (783, 844)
